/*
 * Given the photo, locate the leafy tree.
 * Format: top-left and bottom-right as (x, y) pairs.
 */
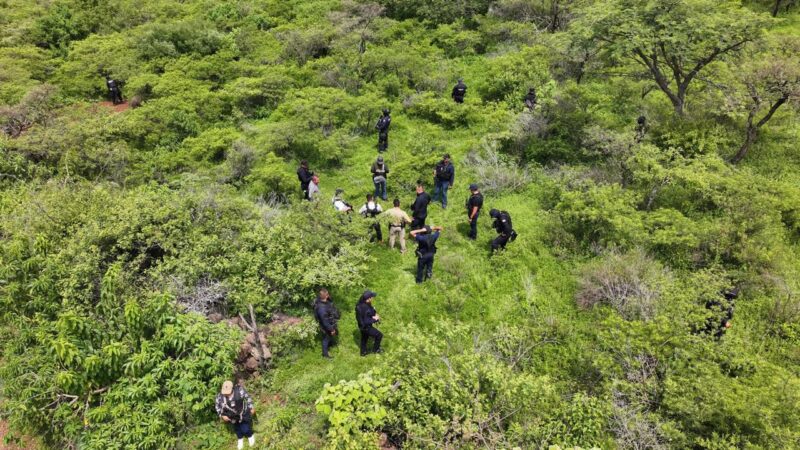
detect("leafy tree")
(574, 0), (770, 116)
(728, 36), (800, 163)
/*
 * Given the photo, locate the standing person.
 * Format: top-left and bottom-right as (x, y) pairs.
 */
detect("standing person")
(410, 225), (443, 284)
(297, 160), (314, 200)
(489, 209), (517, 252)
(375, 108), (391, 152)
(451, 78), (467, 103)
(383, 198), (413, 254)
(410, 182), (432, 229)
(524, 87), (537, 111)
(635, 115), (647, 143)
(359, 194), (384, 242)
(313, 289), (340, 358)
(433, 154), (455, 208)
(465, 183), (483, 240)
(308, 174), (321, 202)
(215, 380), (256, 449)
(371, 156), (389, 201)
(355, 290), (383, 356)
(105, 76), (123, 105)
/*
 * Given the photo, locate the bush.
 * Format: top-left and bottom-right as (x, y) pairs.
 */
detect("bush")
(576, 250), (669, 321)
(464, 138), (532, 194)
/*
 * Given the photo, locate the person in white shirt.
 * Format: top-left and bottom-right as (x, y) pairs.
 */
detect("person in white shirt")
(358, 194), (383, 242)
(308, 175), (321, 201)
(332, 188), (353, 213)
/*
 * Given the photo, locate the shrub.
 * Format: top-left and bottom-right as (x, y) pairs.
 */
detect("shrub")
(464, 138), (532, 194)
(576, 250), (669, 321)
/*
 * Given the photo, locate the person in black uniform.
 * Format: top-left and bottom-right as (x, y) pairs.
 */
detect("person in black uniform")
(465, 184), (483, 240)
(635, 115), (647, 143)
(410, 225), (443, 283)
(355, 290), (383, 356)
(489, 209), (517, 251)
(410, 182), (432, 229)
(524, 87), (537, 111)
(106, 76), (124, 105)
(297, 160), (314, 200)
(313, 289), (340, 358)
(704, 287), (738, 340)
(451, 79), (467, 103)
(375, 109), (391, 152)
(433, 154), (455, 209)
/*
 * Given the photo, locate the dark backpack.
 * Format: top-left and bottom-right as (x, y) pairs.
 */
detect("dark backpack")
(435, 163), (449, 181)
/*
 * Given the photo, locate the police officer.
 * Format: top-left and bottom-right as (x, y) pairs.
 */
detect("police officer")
(375, 108), (391, 152)
(433, 154), (455, 208)
(635, 115), (647, 143)
(355, 290), (383, 356)
(410, 181), (432, 229)
(704, 287), (738, 340)
(465, 184), (483, 240)
(489, 209), (517, 251)
(371, 156), (389, 201)
(297, 160), (314, 200)
(359, 194), (383, 242)
(313, 289), (340, 358)
(524, 87), (537, 111)
(451, 78), (467, 103)
(410, 225), (443, 283)
(106, 76), (123, 105)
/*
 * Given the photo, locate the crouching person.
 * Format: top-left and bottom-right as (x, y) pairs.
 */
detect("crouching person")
(216, 380), (256, 449)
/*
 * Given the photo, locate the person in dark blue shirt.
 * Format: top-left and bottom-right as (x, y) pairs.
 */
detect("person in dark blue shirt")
(410, 225), (443, 283)
(313, 289), (340, 359)
(465, 184), (483, 240)
(410, 182), (432, 229)
(433, 154), (455, 209)
(451, 79), (467, 103)
(355, 290), (383, 356)
(375, 109), (391, 152)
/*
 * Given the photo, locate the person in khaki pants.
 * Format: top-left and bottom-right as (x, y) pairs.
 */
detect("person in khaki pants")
(382, 198), (412, 253)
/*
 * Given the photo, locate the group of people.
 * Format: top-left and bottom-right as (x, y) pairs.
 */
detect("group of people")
(313, 288), (383, 359)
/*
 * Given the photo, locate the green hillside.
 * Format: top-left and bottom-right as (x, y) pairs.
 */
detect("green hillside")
(1, 0), (798, 449)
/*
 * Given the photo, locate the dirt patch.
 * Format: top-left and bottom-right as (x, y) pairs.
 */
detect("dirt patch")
(0, 420), (39, 450)
(97, 101), (130, 113)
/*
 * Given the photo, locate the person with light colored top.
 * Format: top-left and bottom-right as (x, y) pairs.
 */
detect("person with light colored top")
(359, 194), (384, 242)
(382, 198), (412, 253)
(308, 174), (321, 201)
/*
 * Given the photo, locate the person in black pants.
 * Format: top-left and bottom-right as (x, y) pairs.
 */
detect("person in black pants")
(313, 289), (339, 358)
(375, 109), (391, 152)
(355, 290), (383, 356)
(465, 184), (483, 240)
(106, 76), (124, 105)
(451, 78), (467, 103)
(410, 225), (443, 283)
(489, 209), (517, 251)
(410, 182), (432, 229)
(297, 160), (314, 200)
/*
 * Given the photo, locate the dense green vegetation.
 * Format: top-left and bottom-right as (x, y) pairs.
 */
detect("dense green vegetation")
(0, 0), (798, 449)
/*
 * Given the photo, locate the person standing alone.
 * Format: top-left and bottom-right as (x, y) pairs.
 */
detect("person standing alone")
(375, 108), (391, 152)
(465, 183), (483, 240)
(355, 290), (383, 356)
(215, 380), (256, 449)
(433, 154), (455, 209)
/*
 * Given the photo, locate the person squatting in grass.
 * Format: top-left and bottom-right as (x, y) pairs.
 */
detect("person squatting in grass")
(359, 194), (384, 243)
(410, 225), (443, 283)
(314, 288), (340, 358)
(489, 208), (518, 252)
(355, 290), (383, 356)
(215, 380), (256, 449)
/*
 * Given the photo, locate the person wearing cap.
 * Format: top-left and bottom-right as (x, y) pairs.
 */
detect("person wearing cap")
(382, 198), (413, 253)
(410, 225), (443, 283)
(297, 160), (314, 200)
(355, 290), (383, 356)
(375, 108), (391, 152)
(410, 181), (432, 229)
(359, 194), (384, 242)
(215, 380), (256, 449)
(465, 184), (483, 240)
(308, 174), (321, 202)
(489, 208), (516, 251)
(371, 155), (389, 201)
(451, 78), (467, 103)
(332, 188), (353, 213)
(314, 288), (340, 358)
(433, 154), (455, 209)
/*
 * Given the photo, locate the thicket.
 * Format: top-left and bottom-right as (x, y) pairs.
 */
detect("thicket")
(1, 0), (798, 448)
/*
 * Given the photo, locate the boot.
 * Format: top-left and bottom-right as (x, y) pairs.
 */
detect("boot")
(248, 435), (256, 447)
(237, 438), (244, 450)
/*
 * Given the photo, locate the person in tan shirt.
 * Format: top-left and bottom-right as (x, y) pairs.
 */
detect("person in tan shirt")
(382, 198), (413, 253)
